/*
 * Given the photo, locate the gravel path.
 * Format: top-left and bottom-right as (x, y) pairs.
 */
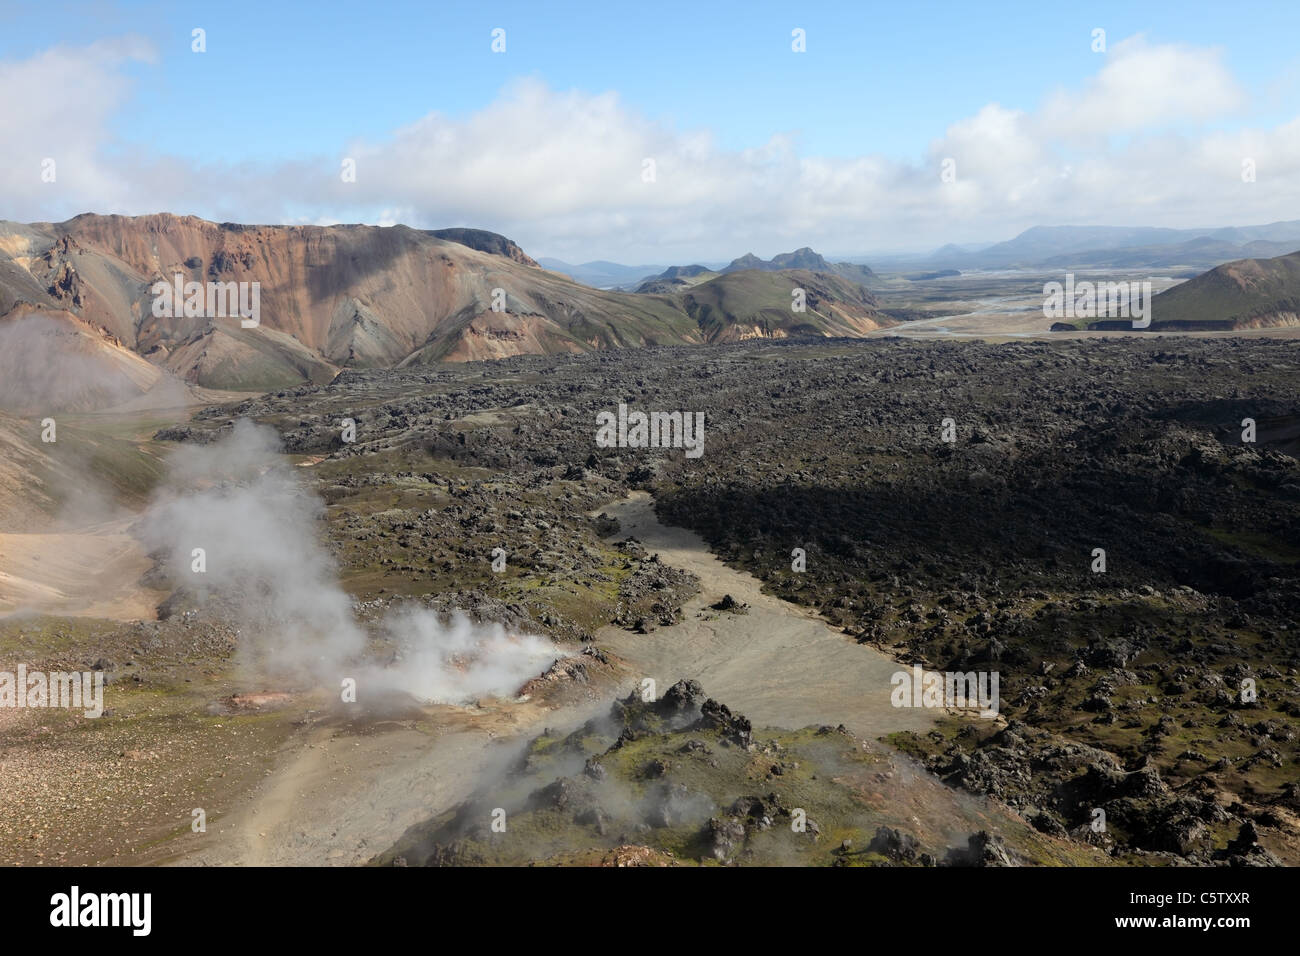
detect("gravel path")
(595, 491), (940, 739)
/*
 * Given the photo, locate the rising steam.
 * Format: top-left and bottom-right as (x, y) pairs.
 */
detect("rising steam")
(0, 312), (150, 413)
(138, 419), (562, 703)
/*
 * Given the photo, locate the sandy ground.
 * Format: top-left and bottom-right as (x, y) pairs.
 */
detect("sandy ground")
(165, 492), (948, 865)
(170, 703), (605, 867)
(0, 518), (164, 619)
(595, 492), (941, 739)
(891, 310), (1300, 340)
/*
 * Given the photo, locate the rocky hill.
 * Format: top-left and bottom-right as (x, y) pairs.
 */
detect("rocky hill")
(636, 247), (876, 294)
(0, 215), (891, 390)
(374, 680), (1096, 866)
(1147, 250), (1300, 330)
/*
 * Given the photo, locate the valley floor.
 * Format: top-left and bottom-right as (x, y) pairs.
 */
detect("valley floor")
(2, 333), (1298, 865)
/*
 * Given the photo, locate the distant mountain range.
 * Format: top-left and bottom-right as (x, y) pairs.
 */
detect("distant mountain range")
(633, 247), (876, 294)
(0, 214), (892, 398)
(544, 221), (1300, 287)
(7, 213), (1292, 404)
(541, 247), (875, 290)
(908, 221), (1300, 273)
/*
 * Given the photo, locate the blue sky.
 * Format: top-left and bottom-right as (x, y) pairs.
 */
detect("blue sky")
(1, 0), (1298, 261)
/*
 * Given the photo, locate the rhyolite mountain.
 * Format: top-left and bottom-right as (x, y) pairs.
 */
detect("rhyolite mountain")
(0, 214), (891, 391)
(1047, 249), (1300, 332)
(1145, 249), (1300, 330)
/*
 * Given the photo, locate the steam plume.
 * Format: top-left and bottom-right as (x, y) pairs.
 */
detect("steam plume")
(139, 420), (561, 702)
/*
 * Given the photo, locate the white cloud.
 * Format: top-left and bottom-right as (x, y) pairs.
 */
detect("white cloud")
(0, 36), (154, 219)
(1039, 35), (1245, 137)
(1, 35), (1297, 261)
